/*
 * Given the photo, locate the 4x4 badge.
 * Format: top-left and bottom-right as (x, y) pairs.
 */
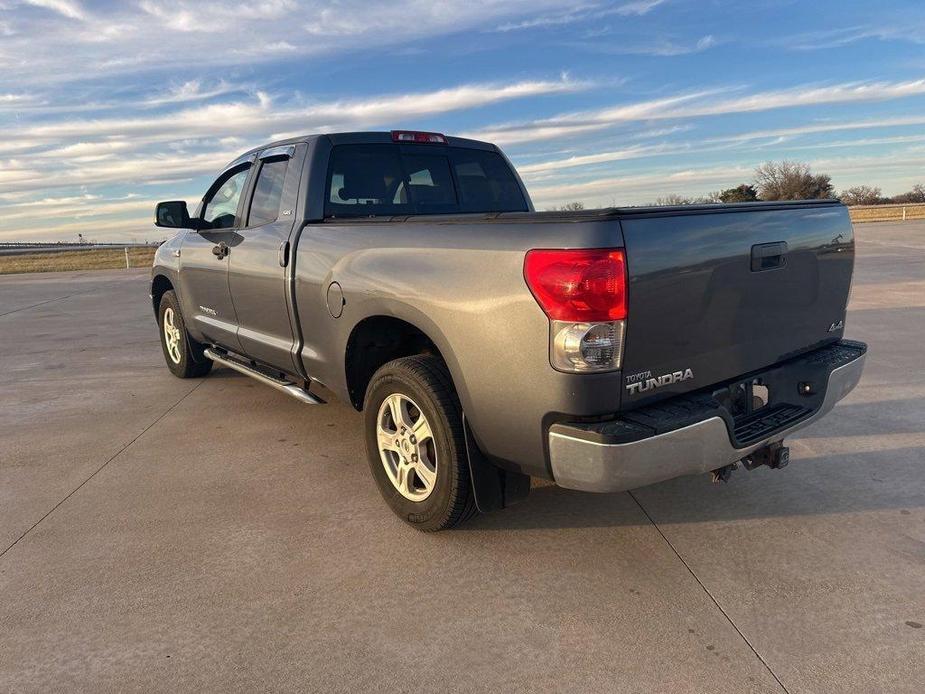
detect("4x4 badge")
(828, 320), (844, 332)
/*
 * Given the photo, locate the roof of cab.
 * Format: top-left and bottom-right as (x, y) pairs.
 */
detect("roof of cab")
(226, 131), (498, 169)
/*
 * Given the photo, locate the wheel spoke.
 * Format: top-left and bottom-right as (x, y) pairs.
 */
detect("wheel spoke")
(377, 427), (399, 453)
(414, 461), (436, 490)
(411, 414), (432, 443)
(385, 394), (407, 430)
(395, 462), (413, 496)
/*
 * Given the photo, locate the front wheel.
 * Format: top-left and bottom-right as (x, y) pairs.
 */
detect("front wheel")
(364, 355), (477, 531)
(158, 290), (212, 379)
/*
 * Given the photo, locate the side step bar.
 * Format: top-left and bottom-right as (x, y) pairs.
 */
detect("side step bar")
(204, 348), (325, 405)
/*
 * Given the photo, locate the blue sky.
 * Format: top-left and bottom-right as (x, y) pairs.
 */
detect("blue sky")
(2, 0), (925, 242)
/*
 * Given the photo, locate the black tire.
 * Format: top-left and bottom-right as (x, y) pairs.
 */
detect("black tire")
(157, 290), (213, 379)
(364, 355), (477, 531)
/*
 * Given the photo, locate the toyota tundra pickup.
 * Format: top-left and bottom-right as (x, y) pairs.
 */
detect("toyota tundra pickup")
(151, 130), (866, 531)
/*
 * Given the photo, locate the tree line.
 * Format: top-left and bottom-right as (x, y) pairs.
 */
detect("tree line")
(550, 161), (925, 209)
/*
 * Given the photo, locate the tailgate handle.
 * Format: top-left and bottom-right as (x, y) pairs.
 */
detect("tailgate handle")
(751, 241), (787, 271)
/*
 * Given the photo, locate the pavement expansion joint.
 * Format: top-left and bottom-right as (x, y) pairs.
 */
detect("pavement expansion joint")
(628, 490), (792, 694)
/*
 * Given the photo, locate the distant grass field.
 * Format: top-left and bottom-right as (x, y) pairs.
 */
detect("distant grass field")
(849, 203), (925, 223)
(0, 247), (157, 275)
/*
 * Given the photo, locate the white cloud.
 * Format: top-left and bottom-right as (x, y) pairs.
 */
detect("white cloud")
(462, 88), (727, 144)
(704, 115), (925, 146)
(143, 80), (247, 107)
(517, 142), (691, 175)
(1, 92), (32, 103)
(11, 76), (586, 147)
(0, 0), (570, 85)
(584, 34), (716, 56)
(466, 78), (925, 145)
(778, 24), (925, 51)
(22, 0), (85, 20)
(495, 0), (666, 31)
(696, 34), (716, 50)
(617, 0), (666, 15)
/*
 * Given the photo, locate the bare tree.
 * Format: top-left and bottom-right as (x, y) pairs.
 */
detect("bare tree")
(551, 201), (585, 211)
(653, 194), (693, 206)
(839, 186), (883, 206)
(652, 193), (721, 206)
(891, 184), (925, 204)
(717, 184), (759, 203)
(754, 161), (835, 201)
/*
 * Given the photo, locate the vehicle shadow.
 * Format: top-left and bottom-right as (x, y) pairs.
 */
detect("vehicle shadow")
(462, 444), (925, 531)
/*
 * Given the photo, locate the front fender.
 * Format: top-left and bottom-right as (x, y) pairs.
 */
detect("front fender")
(150, 233), (183, 315)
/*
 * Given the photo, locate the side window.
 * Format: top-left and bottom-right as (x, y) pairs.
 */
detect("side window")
(247, 158), (289, 227)
(203, 166), (250, 229)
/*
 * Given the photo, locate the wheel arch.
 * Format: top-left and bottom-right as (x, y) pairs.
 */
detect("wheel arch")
(344, 314), (464, 412)
(151, 274), (174, 316)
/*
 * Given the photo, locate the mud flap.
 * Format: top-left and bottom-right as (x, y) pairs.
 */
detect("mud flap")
(463, 414), (530, 513)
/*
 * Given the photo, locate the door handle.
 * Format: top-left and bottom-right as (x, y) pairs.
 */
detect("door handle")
(212, 242), (229, 260)
(751, 241), (787, 271)
(278, 240), (290, 267)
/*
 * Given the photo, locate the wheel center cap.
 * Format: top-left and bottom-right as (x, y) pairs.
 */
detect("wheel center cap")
(401, 439), (412, 454)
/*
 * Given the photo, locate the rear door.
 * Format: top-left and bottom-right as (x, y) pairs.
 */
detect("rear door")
(620, 202), (854, 408)
(226, 144), (305, 373)
(177, 161), (253, 351)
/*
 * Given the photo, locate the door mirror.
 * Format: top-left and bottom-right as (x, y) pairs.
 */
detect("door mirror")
(155, 200), (193, 228)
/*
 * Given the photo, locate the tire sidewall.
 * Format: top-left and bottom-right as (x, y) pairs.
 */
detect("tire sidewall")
(364, 370), (460, 528)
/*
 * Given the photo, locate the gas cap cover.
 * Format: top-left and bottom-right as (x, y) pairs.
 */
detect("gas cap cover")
(326, 282), (345, 318)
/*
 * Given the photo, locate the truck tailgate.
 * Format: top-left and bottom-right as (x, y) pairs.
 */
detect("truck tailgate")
(620, 202), (854, 408)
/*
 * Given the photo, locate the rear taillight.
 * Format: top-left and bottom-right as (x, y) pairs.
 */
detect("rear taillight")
(524, 249), (626, 321)
(524, 249), (627, 373)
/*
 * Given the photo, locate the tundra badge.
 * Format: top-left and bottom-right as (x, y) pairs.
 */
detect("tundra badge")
(625, 368), (694, 395)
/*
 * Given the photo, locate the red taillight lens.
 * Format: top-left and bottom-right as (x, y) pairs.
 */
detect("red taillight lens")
(524, 249), (627, 322)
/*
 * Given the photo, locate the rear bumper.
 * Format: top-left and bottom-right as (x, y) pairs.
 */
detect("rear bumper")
(548, 340), (866, 493)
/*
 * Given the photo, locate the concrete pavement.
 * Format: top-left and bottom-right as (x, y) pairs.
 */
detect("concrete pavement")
(1, 222), (923, 692)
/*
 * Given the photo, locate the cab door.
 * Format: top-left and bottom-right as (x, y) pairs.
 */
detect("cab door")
(177, 161), (253, 351)
(226, 144), (305, 373)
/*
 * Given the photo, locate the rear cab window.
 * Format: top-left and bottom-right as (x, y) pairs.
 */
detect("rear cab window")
(324, 144), (527, 218)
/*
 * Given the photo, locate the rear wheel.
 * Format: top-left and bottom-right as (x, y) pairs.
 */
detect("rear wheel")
(158, 290), (212, 379)
(364, 355), (477, 531)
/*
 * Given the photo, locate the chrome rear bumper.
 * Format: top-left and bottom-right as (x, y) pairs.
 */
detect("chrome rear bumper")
(548, 347), (866, 493)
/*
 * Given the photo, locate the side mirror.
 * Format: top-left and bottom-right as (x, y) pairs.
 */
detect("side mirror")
(155, 200), (193, 229)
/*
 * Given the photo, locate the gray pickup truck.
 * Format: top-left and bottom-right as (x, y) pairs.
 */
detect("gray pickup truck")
(151, 130), (866, 530)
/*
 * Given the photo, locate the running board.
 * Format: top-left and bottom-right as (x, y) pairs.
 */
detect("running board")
(204, 348), (325, 405)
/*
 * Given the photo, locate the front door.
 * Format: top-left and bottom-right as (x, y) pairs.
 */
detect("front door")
(177, 162), (253, 351)
(227, 145), (304, 373)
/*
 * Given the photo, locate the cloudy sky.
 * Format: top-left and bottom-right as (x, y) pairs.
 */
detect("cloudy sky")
(2, 0), (924, 242)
